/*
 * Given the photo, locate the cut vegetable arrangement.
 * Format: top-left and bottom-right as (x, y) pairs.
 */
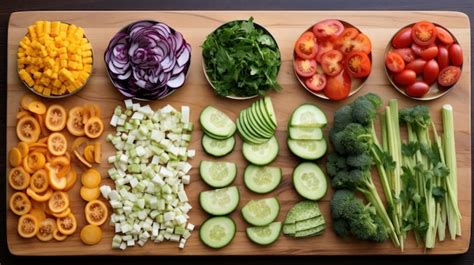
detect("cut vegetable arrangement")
(200, 106), (236, 157)
(103, 99), (195, 250)
(237, 97), (278, 144)
(283, 201), (326, 237)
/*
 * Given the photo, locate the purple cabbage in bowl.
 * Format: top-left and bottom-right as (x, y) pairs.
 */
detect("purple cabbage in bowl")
(104, 20), (191, 100)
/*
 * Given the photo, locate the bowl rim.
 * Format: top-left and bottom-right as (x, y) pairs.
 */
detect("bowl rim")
(201, 19), (282, 100)
(292, 20), (371, 101)
(17, 21), (93, 99)
(384, 22), (463, 101)
(104, 19), (190, 101)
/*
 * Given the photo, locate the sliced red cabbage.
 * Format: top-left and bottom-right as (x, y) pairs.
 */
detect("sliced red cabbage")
(104, 20), (191, 100)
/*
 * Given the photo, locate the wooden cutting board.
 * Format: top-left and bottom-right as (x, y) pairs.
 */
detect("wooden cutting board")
(6, 11), (471, 255)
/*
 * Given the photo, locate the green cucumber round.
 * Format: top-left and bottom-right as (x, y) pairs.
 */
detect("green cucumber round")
(200, 216), (236, 249)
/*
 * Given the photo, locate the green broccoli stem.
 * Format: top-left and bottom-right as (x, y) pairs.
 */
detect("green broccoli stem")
(358, 175), (400, 247)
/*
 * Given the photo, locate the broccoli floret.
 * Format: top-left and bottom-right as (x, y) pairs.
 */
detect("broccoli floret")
(326, 153), (347, 177)
(333, 105), (353, 132)
(364, 93), (383, 108)
(331, 169), (367, 190)
(346, 153), (373, 170)
(332, 123), (371, 155)
(351, 97), (377, 126)
(330, 190), (389, 243)
(399, 105), (431, 128)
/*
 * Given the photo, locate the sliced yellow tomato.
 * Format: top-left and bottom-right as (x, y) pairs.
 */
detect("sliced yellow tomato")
(52, 207), (71, 218)
(48, 191), (70, 213)
(67, 107), (85, 136)
(64, 167), (77, 191)
(8, 166), (30, 190)
(17, 142), (29, 157)
(47, 132), (68, 156)
(16, 110), (31, 120)
(80, 224), (102, 245)
(85, 200), (108, 226)
(30, 169), (49, 193)
(84, 117), (104, 139)
(20, 94), (36, 110)
(29, 207), (46, 222)
(18, 214), (39, 238)
(81, 168), (101, 188)
(26, 188), (53, 202)
(45, 104), (67, 131)
(74, 150), (92, 168)
(9, 191), (31, 215)
(94, 142), (101, 163)
(27, 101), (47, 115)
(80, 186), (100, 201)
(50, 156), (71, 178)
(16, 116), (41, 143)
(57, 213), (77, 235)
(84, 144), (95, 163)
(26, 151), (46, 171)
(36, 218), (56, 242)
(53, 229), (68, 241)
(9, 147), (23, 167)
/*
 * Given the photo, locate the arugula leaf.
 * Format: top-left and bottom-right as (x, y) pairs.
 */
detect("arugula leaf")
(202, 17), (281, 97)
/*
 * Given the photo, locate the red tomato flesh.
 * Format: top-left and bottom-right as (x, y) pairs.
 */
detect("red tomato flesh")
(321, 50), (344, 76)
(335, 28), (359, 54)
(316, 41), (334, 63)
(312, 19), (344, 39)
(419, 45), (439, 60)
(344, 51), (371, 78)
(393, 48), (416, 63)
(324, 70), (351, 101)
(436, 26), (454, 45)
(438, 66), (461, 87)
(412, 21), (437, 46)
(295, 32), (319, 59)
(294, 59), (317, 77)
(305, 73), (327, 92)
(385, 52), (405, 73)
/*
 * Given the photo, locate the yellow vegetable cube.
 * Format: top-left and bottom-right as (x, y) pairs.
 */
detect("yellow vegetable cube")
(19, 69), (34, 87)
(33, 71), (42, 79)
(28, 26), (37, 40)
(42, 87), (51, 96)
(81, 43), (92, 51)
(60, 23), (69, 34)
(52, 79), (62, 88)
(35, 21), (44, 35)
(60, 59), (68, 68)
(59, 53), (68, 60)
(83, 57), (93, 64)
(44, 68), (53, 77)
(51, 21), (60, 37)
(34, 85), (44, 93)
(58, 47), (67, 54)
(44, 21), (51, 35)
(74, 27), (85, 39)
(51, 88), (60, 95)
(59, 86), (67, 95)
(68, 61), (77, 70)
(82, 50), (92, 57)
(67, 24), (77, 37)
(83, 64), (92, 73)
(66, 84), (76, 93)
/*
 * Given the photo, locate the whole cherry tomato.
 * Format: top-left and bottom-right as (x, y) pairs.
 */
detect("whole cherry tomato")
(392, 27), (413, 48)
(406, 81), (430, 97)
(394, 69), (417, 86)
(423, 59), (440, 85)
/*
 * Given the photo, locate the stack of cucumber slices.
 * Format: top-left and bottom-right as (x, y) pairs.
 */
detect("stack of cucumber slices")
(200, 106), (236, 157)
(283, 201), (326, 238)
(287, 104), (328, 160)
(238, 97), (280, 166)
(241, 197), (282, 245)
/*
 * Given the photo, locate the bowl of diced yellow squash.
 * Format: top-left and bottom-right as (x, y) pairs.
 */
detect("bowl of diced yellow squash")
(17, 21), (94, 98)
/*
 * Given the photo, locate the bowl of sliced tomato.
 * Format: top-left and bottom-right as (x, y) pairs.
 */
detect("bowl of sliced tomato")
(384, 21), (463, 100)
(293, 19), (372, 101)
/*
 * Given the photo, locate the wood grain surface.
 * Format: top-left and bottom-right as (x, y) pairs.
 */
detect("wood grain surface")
(6, 10), (471, 256)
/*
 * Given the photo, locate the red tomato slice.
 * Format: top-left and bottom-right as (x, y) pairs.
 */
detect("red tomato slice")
(449, 44), (463, 66)
(305, 73), (327, 92)
(321, 50), (344, 76)
(385, 52), (405, 73)
(423, 59), (440, 85)
(405, 59), (427, 75)
(335, 28), (359, 54)
(324, 70), (351, 101)
(393, 48), (416, 63)
(437, 46), (449, 70)
(315, 40), (334, 63)
(438, 66), (461, 87)
(412, 21), (437, 46)
(406, 81), (430, 97)
(344, 51), (371, 78)
(419, 45), (439, 60)
(312, 19), (344, 39)
(392, 27), (413, 48)
(436, 26), (454, 45)
(294, 59), (317, 77)
(393, 69), (417, 86)
(295, 32), (319, 59)
(351, 33), (372, 54)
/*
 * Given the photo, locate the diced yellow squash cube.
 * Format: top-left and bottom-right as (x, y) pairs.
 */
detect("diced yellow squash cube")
(82, 50), (92, 57)
(52, 79), (62, 88)
(60, 23), (69, 34)
(71, 54), (80, 61)
(44, 21), (51, 35)
(66, 84), (76, 93)
(59, 86), (67, 95)
(76, 63), (83, 70)
(45, 58), (55, 69)
(83, 64), (92, 73)
(44, 68), (53, 77)
(40, 77), (50, 85)
(67, 24), (77, 36)
(74, 27), (85, 39)
(81, 43), (92, 51)
(58, 47), (67, 54)
(34, 85), (44, 93)
(35, 21), (44, 35)
(59, 53), (68, 60)
(17, 58), (25, 65)
(19, 69), (34, 86)
(83, 57), (93, 64)
(28, 26), (37, 40)
(42, 87), (51, 96)
(60, 59), (68, 68)
(51, 21), (60, 36)
(33, 71), (42, 79)
(51, 88), (60, 95)
(68, 61), (77, 70)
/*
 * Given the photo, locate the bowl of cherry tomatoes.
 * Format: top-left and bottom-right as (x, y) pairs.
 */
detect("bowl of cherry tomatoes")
(293, 19), (372, 101)
(384, 21), (463, 100)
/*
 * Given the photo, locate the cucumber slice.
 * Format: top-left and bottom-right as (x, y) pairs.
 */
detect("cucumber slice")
(244, 165), (281, 194)
(290, 104), (327, 128)
(241, 109), (270, 140)
(242, 136), (279, 166)
(241, 197), (280, 226)
(295, 224), (325, 237)
(246, 222), (282, 245)
(199, 216), (236, 249)
(282, 223), (296, 235)
(199, 186), (240, 215)
(292, 162), (327, 201)
(245, 108), (273, 138)
(263, 97), (278, 127)
(202, 129), (232, 140)
(296, 216), (325, 231)
(257, 99), (276, 130)
(284, 201), (321, 224)
(200, 161), (237, 188)
(288, 127), (323, 140)
(237, 118), (267, 145)
(202, 134), (235, 157)
(287, 138), (327, 160)
(200, 106), (236, 138)
(251, 103), (274, 134)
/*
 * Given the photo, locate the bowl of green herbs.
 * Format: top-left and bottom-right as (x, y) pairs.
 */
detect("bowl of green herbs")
(202, 18), (282, 99)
